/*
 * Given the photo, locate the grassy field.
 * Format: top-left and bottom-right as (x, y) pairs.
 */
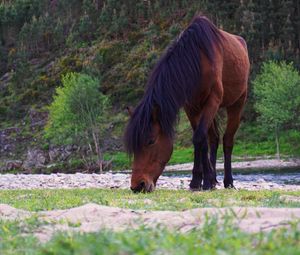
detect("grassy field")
(1, 189), (300, 211)
(0, 217), (299, 255)
(0, 188), (300, 254)
(105, 141), (300, 170)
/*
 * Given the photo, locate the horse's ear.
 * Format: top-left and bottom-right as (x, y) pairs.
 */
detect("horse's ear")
(126, 106), (134, 117)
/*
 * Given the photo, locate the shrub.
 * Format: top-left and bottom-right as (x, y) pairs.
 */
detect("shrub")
(45, 72), (109, 172)
(253, 61), (300, 158)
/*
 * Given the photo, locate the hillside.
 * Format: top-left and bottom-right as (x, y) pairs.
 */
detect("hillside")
(1, 0), (300, 170)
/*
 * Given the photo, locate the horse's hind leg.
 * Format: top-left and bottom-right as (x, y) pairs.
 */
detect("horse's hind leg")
(223, 92), (247, 188)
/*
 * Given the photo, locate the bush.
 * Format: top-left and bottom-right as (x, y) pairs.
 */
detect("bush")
(253, 61), (300, 158)
(45, 72), (110, 172)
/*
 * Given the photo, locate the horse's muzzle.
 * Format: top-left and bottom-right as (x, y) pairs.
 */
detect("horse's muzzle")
(130, 181), (155, 193)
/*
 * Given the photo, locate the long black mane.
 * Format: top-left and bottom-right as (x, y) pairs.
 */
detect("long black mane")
(124, 16), (222, 154)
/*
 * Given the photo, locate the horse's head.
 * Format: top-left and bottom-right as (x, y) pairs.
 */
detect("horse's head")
(130, 121), (173, 193)
(125, 107), (173, 193)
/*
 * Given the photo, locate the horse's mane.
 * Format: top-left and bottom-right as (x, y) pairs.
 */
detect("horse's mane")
(124, 16), (222, 154)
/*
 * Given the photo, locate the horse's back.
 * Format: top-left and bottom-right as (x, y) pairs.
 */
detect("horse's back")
(219, 30), (250, 107)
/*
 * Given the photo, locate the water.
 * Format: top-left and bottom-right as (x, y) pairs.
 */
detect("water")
(162, 167), (300, 186)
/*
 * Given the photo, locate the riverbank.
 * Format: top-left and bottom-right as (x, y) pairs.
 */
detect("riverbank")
(0, 158), (299, 191)
(1, 172), (299, 191)
(165, 158), (300, 172)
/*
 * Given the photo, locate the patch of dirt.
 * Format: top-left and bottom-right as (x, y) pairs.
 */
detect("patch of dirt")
(0, 204), (31, 220)
(279, 195), (300, 203)
(1, 203), (300, 243)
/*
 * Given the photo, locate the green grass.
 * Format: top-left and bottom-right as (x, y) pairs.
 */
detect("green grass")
(1, 189), (300, 212)
(1, 188), (300, 254)
(105, 128), (300, 170)
(0, 216), (299, 255)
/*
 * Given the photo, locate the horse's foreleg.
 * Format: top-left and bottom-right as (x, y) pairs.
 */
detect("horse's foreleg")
(192, 93), (222, 190)
(190, 136), (203, 191)
(223, 92), (247, 188)
(208, 119), (219, 187)
(185, 109), (203, 191)
(190, 124), (218, 190)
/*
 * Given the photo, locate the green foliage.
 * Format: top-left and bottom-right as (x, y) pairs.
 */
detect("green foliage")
(2, 0), (300, 114)
(234, 125), (300, 157)
(18, 14), (65, 55)
(1, 0), (300, 159)
(0, 0), (44, 27)
(253, 61), (300, 158)
(102, 126), (300, 170)
(45, 72), (109, 146)
(253, 61), (300, 130)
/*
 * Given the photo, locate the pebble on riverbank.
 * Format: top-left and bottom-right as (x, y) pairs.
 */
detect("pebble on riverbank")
(0, 171), (299, 191)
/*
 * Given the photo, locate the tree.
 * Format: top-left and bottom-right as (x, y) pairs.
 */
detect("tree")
(253, 61), (300, 159)
(45, 72), (109, 172)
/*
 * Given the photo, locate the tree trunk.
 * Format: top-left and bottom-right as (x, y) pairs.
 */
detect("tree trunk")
(92, 131), (103, 173)
(275, 126), (280, 160)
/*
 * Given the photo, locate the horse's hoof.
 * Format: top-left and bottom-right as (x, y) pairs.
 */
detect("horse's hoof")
(189, 183), (202, 191)
(211, 178), (219, 189)
(202, 182), (213, 191)
(189, 187), (202, 192)
(224, 178), (234, 188)
(224, 183), (236, 189)
(189, 180), (202, 191)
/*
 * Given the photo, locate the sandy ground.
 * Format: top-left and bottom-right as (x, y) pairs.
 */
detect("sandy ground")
(1, 203), (300, 242)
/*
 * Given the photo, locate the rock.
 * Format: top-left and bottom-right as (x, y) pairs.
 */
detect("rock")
(0, 127), (21, 154)
(65, 145), (73, 152)
(48, 147), (61, 162)
(60, 149), (72, 161)
(48, 146), (75, 162)
(22, 149), (49, 171)
(28, 109), (48, 126)
(5, 160), (23, 171)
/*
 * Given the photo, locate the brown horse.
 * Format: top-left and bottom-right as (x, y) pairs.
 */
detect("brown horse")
(124, 16), (249, 192)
